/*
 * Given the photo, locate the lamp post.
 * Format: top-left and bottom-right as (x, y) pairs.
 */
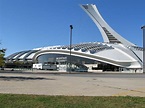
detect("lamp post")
(69, 25), (73, 73)
(141, 25), (145, 73)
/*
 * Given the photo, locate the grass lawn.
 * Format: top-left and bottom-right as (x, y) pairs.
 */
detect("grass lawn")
(0, 94), (145, 108)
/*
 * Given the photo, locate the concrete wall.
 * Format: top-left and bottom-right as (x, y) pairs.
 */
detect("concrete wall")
(142, 26), (145, 73)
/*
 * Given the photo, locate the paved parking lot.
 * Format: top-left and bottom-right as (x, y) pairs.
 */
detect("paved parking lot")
(0, 71), (145, 97)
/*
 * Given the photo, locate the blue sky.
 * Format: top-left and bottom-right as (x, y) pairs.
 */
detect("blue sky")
(0, 0), (144, 56)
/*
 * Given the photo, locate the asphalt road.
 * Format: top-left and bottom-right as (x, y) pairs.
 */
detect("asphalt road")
(1, 70), (145, 78)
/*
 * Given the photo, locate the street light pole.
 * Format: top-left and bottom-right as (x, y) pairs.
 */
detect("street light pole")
(141, 25), (145, 73)
(69, 25), (73, 73)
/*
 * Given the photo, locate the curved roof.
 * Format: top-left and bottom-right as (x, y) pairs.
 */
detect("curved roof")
(6, 50), (39, 62)
(6, 42), (112, 62)
(6, 41), (143, 69)
(47, 42), (114, 54)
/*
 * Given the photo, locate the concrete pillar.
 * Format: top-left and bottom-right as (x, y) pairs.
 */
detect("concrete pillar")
(141, 26), (145, 73)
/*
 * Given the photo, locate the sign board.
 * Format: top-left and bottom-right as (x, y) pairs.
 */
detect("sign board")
(56, 57), (67, 62)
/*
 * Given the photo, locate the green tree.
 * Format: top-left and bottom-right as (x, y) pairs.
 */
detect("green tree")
(0, 49), (6, 67)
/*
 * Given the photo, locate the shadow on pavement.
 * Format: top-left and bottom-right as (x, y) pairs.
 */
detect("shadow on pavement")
(0, 76), (55, 81)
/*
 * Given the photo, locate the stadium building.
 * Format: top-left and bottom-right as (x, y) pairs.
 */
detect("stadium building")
(5, 4), (143, 72)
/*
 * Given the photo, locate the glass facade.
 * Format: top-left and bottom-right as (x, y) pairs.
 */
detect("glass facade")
(36, 54), (96, 71)
(36, 53), (119, 71)
(37, 54), (96, 64)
